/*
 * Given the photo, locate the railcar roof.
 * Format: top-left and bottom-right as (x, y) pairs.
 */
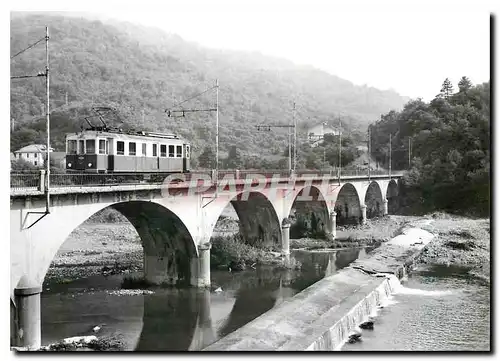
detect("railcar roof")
(66, 130), (188, 143)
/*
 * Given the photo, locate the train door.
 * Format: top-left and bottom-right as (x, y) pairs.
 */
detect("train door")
(152, 143), (159, 170)
(183, 144), (190, 172)
(107, 138), (114, 172)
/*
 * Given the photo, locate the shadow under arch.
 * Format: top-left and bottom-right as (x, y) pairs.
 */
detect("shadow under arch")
(335, 183), (362, 225)
(112, 201), (198, 286)
(289, 186), (330, 239)
(229, 192), (282, 249)
(386, 179), (399, 214)
(364, 181), (384, 218)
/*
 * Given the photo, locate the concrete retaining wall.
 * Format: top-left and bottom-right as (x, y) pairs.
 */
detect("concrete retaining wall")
(203, 226), (434, 351)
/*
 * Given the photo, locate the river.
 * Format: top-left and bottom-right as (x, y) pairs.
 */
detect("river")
(41, 247), (371, 350)
(342, 265), (490, 351)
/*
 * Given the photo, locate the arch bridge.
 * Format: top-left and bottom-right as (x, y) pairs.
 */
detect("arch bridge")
(10, 170), (402, 349)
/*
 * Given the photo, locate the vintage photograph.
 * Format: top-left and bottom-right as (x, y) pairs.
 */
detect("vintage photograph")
(9, 0), (491, 352)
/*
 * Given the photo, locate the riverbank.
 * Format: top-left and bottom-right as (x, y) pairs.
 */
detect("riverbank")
(411, 213), (490, 284)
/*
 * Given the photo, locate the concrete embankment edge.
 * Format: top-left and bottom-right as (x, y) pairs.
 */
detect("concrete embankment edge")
(203, 227), (434, 351)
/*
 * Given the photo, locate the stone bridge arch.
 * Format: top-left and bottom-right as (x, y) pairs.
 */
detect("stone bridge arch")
(364, 181), (385, 218)
(334, 183), (362, 225)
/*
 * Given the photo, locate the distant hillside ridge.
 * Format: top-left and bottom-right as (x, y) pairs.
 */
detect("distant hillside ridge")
(10, 12), (409, 158)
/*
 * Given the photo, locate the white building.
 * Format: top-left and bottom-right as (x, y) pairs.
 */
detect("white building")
(13, 144), (54, 167)
(307, 123), (341, 147)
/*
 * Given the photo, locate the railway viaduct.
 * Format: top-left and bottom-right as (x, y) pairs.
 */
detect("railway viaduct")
(10, 171), (401, 349)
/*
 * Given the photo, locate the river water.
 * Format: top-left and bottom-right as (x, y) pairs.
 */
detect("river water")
(342, 265), (490, 351)
(41, 247), (370, 351)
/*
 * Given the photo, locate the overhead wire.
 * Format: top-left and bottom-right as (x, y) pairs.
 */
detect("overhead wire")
(10, 37), (45, 60)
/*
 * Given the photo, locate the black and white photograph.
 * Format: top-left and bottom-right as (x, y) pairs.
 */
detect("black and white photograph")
(8, 0), (492, 353)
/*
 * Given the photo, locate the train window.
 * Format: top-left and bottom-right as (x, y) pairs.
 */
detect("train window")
(78, 140), (85, 154)
(67, 140), (77, 154)
(129, 142), (136, 156)
(176, 145), (182, 157)
(186, 145), (190, 159)
(142, 143), (147, 156)
(153, 144), (158, 157)
(105, 141), (109, 154)
(168, 145), (175, 157)
(86, 140), (96, 154)
(160, 144), (167, 157)
(117, 141), (125, 155)
(99, 140), (106, 154)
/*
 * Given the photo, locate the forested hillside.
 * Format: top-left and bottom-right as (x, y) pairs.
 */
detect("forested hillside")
(370, 78), (490, 216)
(10, 12), (408, 166)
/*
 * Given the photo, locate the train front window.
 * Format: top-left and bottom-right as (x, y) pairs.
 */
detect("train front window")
(160, 145), (167, 157)
(99, 140), (106, 154)
(67, 140), (77, 154)
(168, 145), (175, 157)
(117, 141), (125, 155)
(78, 140), (85, 154)
(86, 140), (96, 154)
(186, 145), (190, 159)
(129, 142), (136, 156)
(176, 145), (182, 157)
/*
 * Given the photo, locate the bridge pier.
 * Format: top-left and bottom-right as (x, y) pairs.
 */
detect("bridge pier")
(360, 204), (367, 225)
(190, 243), (211, 288)
(13, 277), (42, 350)
(383, 199), (388, 215)
(329, 211), (336, 240)
(281, 221), (291, 260)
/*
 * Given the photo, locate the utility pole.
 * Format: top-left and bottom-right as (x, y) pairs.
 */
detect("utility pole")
(165, 79), (219, 186)
(368, 126), (371, 180)
(338, 114), (342, 184)
(389, 133), (392, 179)
(45, 26), (50, 211)
(256, 123), (295, 173)
(408, 137), (411, 169)
(293, 101), (297, 172)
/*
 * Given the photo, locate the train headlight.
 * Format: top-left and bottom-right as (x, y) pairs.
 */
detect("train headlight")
(67, 163), (72, 167)
(88, 163), (92, 167)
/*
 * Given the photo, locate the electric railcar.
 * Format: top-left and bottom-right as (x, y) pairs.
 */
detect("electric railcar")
(65, 128), (191, 173)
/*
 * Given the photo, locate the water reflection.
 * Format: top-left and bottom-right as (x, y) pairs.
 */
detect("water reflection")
(41, 247), (369, 351)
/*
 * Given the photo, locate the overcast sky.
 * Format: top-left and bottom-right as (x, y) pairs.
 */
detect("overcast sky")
(10, 0), (493, 101)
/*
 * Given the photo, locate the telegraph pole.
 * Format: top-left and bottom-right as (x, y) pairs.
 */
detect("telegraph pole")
(408, 137), (411, 169)
(215, 79), (219, 181)
(293, 101), (297, 172)
(389, 133), (392, 179)
(45, 26), (50, 212)
(338, 115), (342, 184)
(368, 126), (371, 180)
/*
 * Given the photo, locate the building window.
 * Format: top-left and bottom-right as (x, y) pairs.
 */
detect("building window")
(168, 145), (175, 158)
(26, 153), (30, 158)
(176, 145), (182, 158)
(99, 140), (106, 154)
(117, 141), (125, 155)
(34, 161), (37, 166)
(160, 144), (167, 157)
(128, 142), (136, 156)
(153, 144), (158, 157)
(142, 143), (147, 156)
(67, 140), (77, 154)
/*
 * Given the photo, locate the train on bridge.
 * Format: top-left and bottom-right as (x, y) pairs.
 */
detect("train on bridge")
(65, 107), (191, 176)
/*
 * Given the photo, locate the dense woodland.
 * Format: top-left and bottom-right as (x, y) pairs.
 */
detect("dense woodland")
(10, 13), (407, 168)
(370, 78), (490, 216)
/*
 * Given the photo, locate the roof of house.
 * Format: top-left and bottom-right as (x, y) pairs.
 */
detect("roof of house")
(14, 144), (54, 153)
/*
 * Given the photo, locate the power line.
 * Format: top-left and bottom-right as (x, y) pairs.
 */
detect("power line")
(10, 37), (45, 60)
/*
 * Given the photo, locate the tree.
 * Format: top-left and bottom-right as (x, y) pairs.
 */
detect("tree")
(458, 76), (472, 93)
(197, 146), (215, 169)
(224, 145), (243, 169)
(440, 78), (454, 99)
